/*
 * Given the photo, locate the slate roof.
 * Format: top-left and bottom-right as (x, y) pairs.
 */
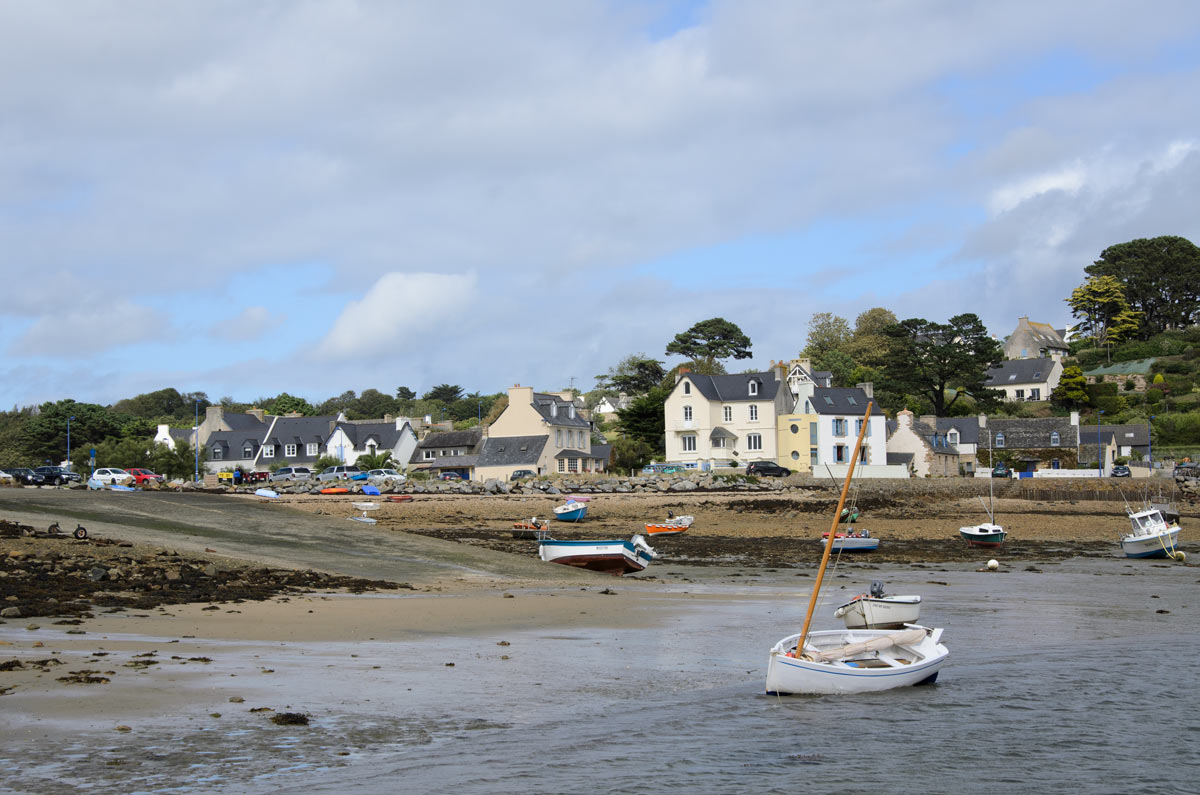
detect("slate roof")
(418, 455), (480, 470)
(935, 417), (982, 446)
(222, 412), (269, 432)
(554, 448), (609, 460)
(986, 417), (1077, 450)
(887, 452), (914, 466)
(913, 420), (959, 454)
(264, 416), (337, 448)
(1098, 424), (1150, 447)
(478, 435), (547, 467)
(985, 358), (1056, 387)
(530, 393), (591, 427)
(336, 420), (409, 450)
(681, 371), (780, 403)
(591, 443), (612, 464)
(417, 429), (482, 449)
(804, 387), (871, 416)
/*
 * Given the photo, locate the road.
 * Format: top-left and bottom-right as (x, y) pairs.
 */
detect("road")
(0, 487), (591, 586)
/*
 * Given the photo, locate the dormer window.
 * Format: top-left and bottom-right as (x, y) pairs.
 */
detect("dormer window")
(550, 402), (557, 417)
(995, 432), (1006, 448)
(748, 380), (759, 396)
(569, 405), (575, 419)
(948, 430), (959, 445)
(1050, 431), (1060, 447)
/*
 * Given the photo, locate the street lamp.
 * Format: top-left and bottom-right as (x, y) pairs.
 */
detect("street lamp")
(67, 415), (75, 469)
(1097, 409), (1104, 477)
(194, 400), (201, 483)
(1148, 415), (1155, 472)
(477, 400), (482, 423)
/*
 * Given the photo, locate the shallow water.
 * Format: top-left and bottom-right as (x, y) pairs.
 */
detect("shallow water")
(4, 560), (1199, 794)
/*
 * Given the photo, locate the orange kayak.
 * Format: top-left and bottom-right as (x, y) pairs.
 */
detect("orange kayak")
(320, 487), (349, 495)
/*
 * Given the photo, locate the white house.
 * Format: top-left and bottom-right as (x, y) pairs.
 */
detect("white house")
(663, 369), (792, 470)
(984, 358), (1063, 402)
(324, 417), (419, 468)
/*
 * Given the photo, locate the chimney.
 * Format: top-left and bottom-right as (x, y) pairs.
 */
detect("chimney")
(855, 381), (874, 399)
(799, 358), (812, 375)
(205, 405), (224, 423)
(920, 414), (937, 428)
(978, 413), (987, 428)
(1070, 410), (1079, 426)
(247, 408), (265, 421)
(384, 413), (393, 423)
(897, 409), (913, 428)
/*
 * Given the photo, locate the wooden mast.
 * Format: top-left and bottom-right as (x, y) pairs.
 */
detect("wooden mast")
(796, 401), (873, 654)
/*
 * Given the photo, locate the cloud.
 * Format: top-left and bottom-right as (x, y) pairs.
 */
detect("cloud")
(210, 306), (285, 341)
(8, 300), (169, 357)
(314, 271), (479, 359)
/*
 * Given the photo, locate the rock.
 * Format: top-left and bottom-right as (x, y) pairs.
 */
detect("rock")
(668, 480), (698, 492)
(87, 567), (108, 582)
(0, 607), (20, 618)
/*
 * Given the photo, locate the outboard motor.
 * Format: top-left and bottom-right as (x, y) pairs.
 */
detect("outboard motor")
(869, 580), (885, 599)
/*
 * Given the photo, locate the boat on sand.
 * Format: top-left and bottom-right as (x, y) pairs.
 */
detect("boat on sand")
(538, 535), (655, 575)
(1120, 506), (1181, 559)
(765, 401), (948, 696)
(644, 513), (693, 536)
(833, 581), (922, 629)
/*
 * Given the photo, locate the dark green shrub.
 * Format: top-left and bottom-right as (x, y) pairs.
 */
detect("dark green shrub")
(1146, 389), (1163, 404)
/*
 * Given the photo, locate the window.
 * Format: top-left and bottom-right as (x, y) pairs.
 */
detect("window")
(424, 449), (435, 460)
(366, 443), (376, 456)
(824, 396), (834, 406)
(847, 396), (857, 406)
(683, 405), (693, 422)
(948, 430), (959, 446)
(749, 380), (759, 396)
(855, 418), (864, 436)
(557, 458), (565, 473)
(749, 405), (758, 422)
(1031, 388), (1040, 400)
(810, 423), (818, 444)
(790, 424), (799, 434)
(834, 445), (848, 463)
(860, 446), (869, 464)
(243, 446), (253, 458)
(682, 434), (697, 452)
(1015, 389), (1025, 400)
(791, 450), (800, 460)
(307, 443), (318, 457)
(723, 406), (732, 422)
(747, 433), (762, 451)
(263, 445), (275, 458)
(996, 432), (1006, 448)
(550, 402), (557, 417)
(833, 418), (847, 436)
(683, 382), (691, 395)
(285, 444), (297, 457)
(568, 458), (578, 472)
(569, 405), (575, 419)
(713, 436), (727, 448)
(810, 448), (818, 467)
(1050, 431), (1060, 447)
(556, 430), (562, 446)
(566, 430), (573, 447)
(212, 446), (223, 460)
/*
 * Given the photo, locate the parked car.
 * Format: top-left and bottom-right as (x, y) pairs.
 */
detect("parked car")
(125, 468), (164, 485)
(1110, 464), (1131, 478)
(317, 465), (363, 482)
(440, 472), (462, 481)
(93, 467), (132, 485)
(661, 465), (685, 474)
(33, 466), (83, 485)
(746, 461), (792, 477)
(367, 468), (406, 484)
(510, 469), (536, 481)
(991, 462), (1011, 478)
(246, 471), (270, 483)
(270, 466), (312, 482)
(0, 470), (13, 483)
(7, 468), (46, 485)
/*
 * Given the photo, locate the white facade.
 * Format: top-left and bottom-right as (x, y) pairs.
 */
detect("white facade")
(811, 413), (889, 469)
(663, 371), (790, 470)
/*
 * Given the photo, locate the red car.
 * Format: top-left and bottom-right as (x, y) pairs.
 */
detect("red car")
(126, 468), (165, 485)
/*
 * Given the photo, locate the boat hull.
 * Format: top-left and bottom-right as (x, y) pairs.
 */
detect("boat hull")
(644, 516), (693, 536)
(834, 596), (921, 630)
(959, 523), (1006, 548)
(765, 627), (948, 695)
(1120, 526), (1180, 558)
(823, 535), (879, 552)
(553, 504), (588, 522)
(538, 537), (655, 575)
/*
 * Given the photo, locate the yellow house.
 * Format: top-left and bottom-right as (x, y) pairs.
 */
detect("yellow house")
(776, 411), (819, 474)
(474, 385), (607, 481)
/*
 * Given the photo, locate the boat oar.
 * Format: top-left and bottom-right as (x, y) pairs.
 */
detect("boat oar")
(796, 401), (873, 655)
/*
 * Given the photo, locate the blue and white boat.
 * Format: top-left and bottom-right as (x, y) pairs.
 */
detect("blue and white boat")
(553, 500), (588, 522)
(1121, 507), (1181, 559)
(538, 534), (656, 575)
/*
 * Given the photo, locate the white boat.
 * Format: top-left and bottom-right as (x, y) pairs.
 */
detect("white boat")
(766, 400), (948, 696)
(958, 522), (1007, 548)
(833, 582), (922, 629)
(822, 531), (879, 552)
(349, 501), (380, 524)
(538, 534), (656, 575)
(1120, 507), (1181, 559)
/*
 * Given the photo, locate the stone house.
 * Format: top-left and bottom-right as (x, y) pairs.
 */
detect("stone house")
(410, 428), (484, 480)
(885, 411), (961, 477)
(981, 413), (1082, 474)
(1004, 316), (1069, 361)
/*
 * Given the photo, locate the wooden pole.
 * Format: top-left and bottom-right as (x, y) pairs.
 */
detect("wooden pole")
(796, 401), (873, 655)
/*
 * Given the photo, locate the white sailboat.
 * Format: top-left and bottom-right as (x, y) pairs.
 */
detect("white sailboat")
(766, 401), (948, 695)
(960, 430), (1007, 547)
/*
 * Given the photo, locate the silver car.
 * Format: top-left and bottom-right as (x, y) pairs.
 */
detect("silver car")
(367, 468), (406, 484)
(270, 466), (312, 482)
(316, 465), (362, 482)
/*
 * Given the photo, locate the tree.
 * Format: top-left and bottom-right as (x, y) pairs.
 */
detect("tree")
(610, 436), (654, 473)
(1086, 235), (1200, 337)
(665, 318), (752, 372)
(616, 386), (669, 453)
(845, 307), (898, 368)
(812, 350), (856, 388)
(264, 392), (316, 416)
(1050, 366), (1091, 409)
(355, 451), (395, 471)
(1067, 275), (1142, 359)
(395, 386), (416, 401)
(879, 314), (1004, 416)
(595, 354), (666, 395)
(424, 384), (465, 403)
(350, 388), (399, 420)
(802, 312), (852, 361)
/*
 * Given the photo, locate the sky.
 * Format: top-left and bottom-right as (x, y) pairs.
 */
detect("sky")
(3, 0), (1200, 408)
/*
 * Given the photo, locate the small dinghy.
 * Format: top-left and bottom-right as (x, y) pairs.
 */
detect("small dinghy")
(553, 500), (588, 522)
(644, 512), (693, 536)
(349, 502), (380, 524)
(255, 488), (279, 499)
(386, 495), (413, 503)
(833, 581), (922, 629)
(822, 530), (879, 552)
(512, 517), (548, 539)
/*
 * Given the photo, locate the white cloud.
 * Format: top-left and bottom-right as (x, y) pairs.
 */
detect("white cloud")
(8, 300), (168, 356)
(314, 272), (479, 359)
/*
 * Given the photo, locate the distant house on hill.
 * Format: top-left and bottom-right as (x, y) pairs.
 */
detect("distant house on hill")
(984, 358), (1063, 402)
(1004, 316), (1069, 362)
